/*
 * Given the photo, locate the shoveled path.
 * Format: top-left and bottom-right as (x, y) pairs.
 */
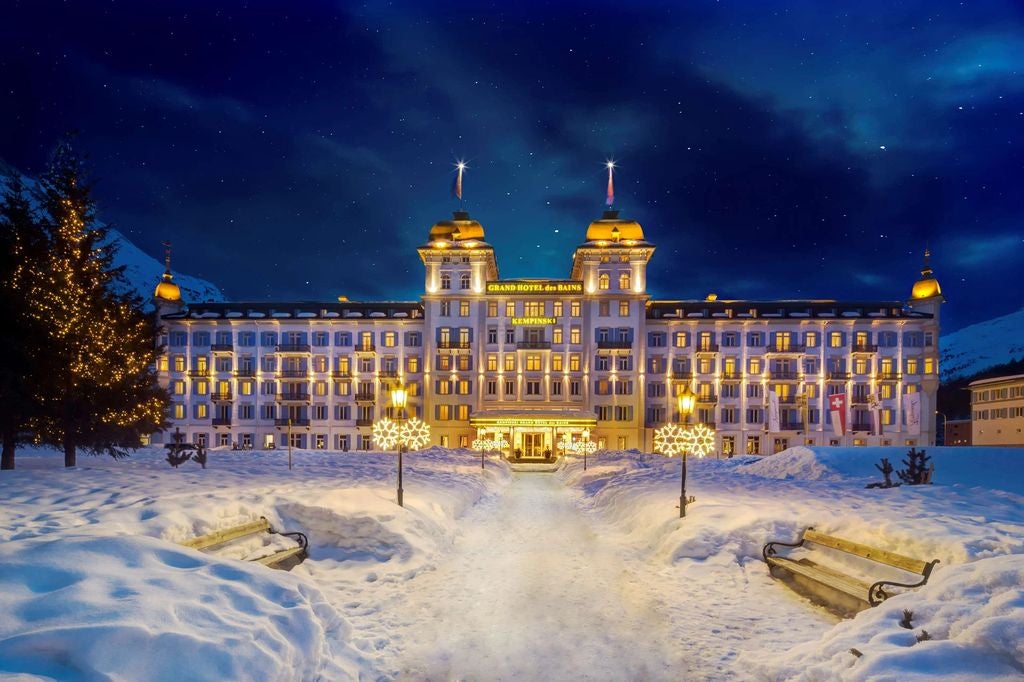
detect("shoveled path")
(393, 473), (687, 680)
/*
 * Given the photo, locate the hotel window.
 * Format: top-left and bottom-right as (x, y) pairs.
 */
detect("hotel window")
(747, 383), (763, 398)
(505, 329), (515, 344)
(879, 383), (893, 399)
(359, 357), (374, 372)
(803, 358), (818, 375)
(457, 354), (472, 371)
(310, 356), (325, 373)
(524, 301), (544, 317)
(619, 272), (631, 290)
(238, 404), (254, 419)
(239, 381), (254, 396)
(460, 273), (471, 290)
(505, 379), (516, 396)
(552, 355), (563, 371)
(570, 327), (581, 344)
(439, 328), (451, 347)
(748, 357), (762, 374)
(882, 409), (894, 426)
(526, 380), (542, 396)
(261, 356), (276, 373)
(460, 300), (470, 317)
(436, 404), (451, 420)
(906, 358), (919, 375)
(486, 379), (497, 396)
(552, 381), (563, 396)
(570, 300), (581, 317)
(440, 272), (451, 290)
(487, 354), (498, 371)
(526, 354), (542, 371)
(553, 327), (563, 344)
(173, 355), (186, 372)
(194, 356), (209, 373)
(334, 331), (352, 346)
(720, 408), (738, 424)
(804, 383), (818, 399)
(505, 301), (516, 317)
(157, 356), (169, 373)
(619, 301), (630, 317)
(614, 406), (633, 421)
(599, 301), (610, 317)
(673, 331), (688, 348)
(595, 356), (611, 371)
(649, 356), (663, 373)
(805, 332), (818, 348)
(382, 332), (397, 348)
(488, 301), (498, 317)
(457, 380), (472, 395)
(747, 332), (764, 347)
(312, 405), (328, 420)
(437, 355), (452, 371)
(194, 380), (209, 395)
(570, 380), (581, 396)
(436, 380), (451, 395)
(487, 328), (498, 344)
(924, 357), (935, 374)
(195, 403), (208, 419)
(569, 354), (581, 371)
(648, 382), (666, 397)
(172, 380), (185, 395)
(599, 272), (610, 290)
(829, 331), (844, 348)
(615, 379), (633, 395)
(456, 405), (470, 421)
(504, 354), (516, 371)
(172, 403), (185, 419)
(722, 332), (739, 348)
(854, 358), (869, 375)
(721, 383), (739, 398)
(261, 380), (276, 395)
(459, 328), (470, 345)
(313, 381), (327, 397)
(746, 408), (764, 424)
(334, 381), (351, 396)
(617, 355), (632, 371)
(440, 301), (451, 316)
(407, 356), (420, 373)
(553, 301), (563, 317)
(312, 332), (328, 347)
(698, 358), (713, 374)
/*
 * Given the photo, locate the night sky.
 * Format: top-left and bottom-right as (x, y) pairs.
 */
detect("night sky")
(2, 1), (1023, 333)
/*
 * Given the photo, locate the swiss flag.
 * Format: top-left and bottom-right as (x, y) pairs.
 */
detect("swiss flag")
(829, 393), (847, 437)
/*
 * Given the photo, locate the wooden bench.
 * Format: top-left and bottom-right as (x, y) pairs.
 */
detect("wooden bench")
(763, 527), (939, 607)
(180, 517), (308, 570)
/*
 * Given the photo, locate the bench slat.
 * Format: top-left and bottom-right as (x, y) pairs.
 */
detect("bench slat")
(255, 546), (306, 568)
(767, 556), (871, 601)
(803, 529), (930, 575)
(180, 518), (271, 550)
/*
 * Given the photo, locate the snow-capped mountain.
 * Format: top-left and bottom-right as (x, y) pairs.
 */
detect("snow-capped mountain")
(941, 307), (1024, 381)
(1, 163), (224, 306)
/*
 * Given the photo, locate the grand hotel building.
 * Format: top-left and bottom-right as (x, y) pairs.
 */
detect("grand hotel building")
(152, 208), (943, 456)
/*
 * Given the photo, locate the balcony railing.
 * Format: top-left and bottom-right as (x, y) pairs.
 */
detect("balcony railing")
(777, 422), (804, 431)
(877, 372), (902, 381)
(596, 340), (632, 350)
(234, 368), (256, 377)
(767, 343), (807, 354)
(275, 418), (310, 427)
(354, 343), (376, 354)
(187, 369), (210, 378)
(438, 341), (472, 350)
(331, 370), (352, 379)
(355, 392), (376, 402)
(211, 344), (234, 353)
(776, 395), (800, 404)
(211, 392), (233, 402)
(276, 392), (310, 401)
(850, 422), (874, 432)
(852, 343), (879, 353)
(695, 344), (720, 353)
(378, 369), (400, 378)
(696, 394), (717, 403)
(517, 341), (552, 350)
(212, 417), (232, 426)
(720, 371), (742, 380)
(671, 370), (693, 380)
(275, 344), (311, 354)
(769, 370), (800, 380)
(278, 369), (307, 378)
(355, 418), (374, 427)
(827, 371), (851, 381)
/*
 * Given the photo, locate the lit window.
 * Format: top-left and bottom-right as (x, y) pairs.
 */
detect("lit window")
(504, 354), (516, 371)
(619, 272), (630, 290)
(569, 354), (581, 371)
(172, 403), (185, 419)
(459, 301), (470, 317)
(505, 301), (516, 317)
(570, 327), (581, 344)
(553, 327), (563, 344)
(829, 332), (843, 348)
(552, 355), (563, 371)
(599, 273), (610, 290)
(487, 354), (498, 371)
(487, 301), (498, 317)
(553, 301), (563, 317)
(923, 357), (935, 374)
(619, 301), (630, 316)
(526, 354), (542, 371)
(805, 332), (818, 348)
(570, 301), (581, 317)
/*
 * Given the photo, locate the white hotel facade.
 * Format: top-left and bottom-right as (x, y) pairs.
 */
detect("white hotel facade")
(152, 208), (943, 456)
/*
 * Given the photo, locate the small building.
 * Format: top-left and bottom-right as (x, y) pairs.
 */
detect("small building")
(944, 418), (972, 446)
(970, 374), (1024, 446)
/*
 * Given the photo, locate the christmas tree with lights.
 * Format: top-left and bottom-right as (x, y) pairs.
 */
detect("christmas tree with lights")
(18, 138), (168, 467)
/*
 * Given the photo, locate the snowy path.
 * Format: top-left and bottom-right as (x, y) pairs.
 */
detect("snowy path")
(347, 472), (828, 680)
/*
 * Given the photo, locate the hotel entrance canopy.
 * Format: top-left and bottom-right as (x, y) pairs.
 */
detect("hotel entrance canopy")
(469, 409), (598, 430)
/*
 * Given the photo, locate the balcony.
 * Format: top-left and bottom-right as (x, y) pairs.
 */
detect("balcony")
(767, 343), (807, 354)
(211, 344), (234, 353)
(850, 422), (874, 432)
(671, 370), (693, 381)
(877, 372), (902, 381)
(278, 369), (308, 378)
(275, 418), (310, 427)
(827, 371), (851, 381)
(596, 340), (632, 350)
(355, 392), (376, 402)
(212, 417), (232, 426)
(696, 394), (717, 403)
(234, 368), (256, 378)
(777, 422), (804, 431)
(695, 344), (720, 354)
(378, 369), (400, 379)
(769, 370), (800, 380)
(517, 341), (551, 350)
(776, 395), (800, 404)
(720, 371), (742, 381)
(852, 343), (879, 354)
(276, 392), (311, 402)
(438, 341), (472, 352)
(187, 369), (210, 378)
(275, 344), (311, 354)
(354, 343), (376, 354)
(331, 370), (352, 379)
(355, 418), (374, 427)
(211, 392), (233, 402)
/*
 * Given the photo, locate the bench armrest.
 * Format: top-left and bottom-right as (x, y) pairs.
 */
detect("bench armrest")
(868, 559), (940, 606)
(763, 528), (811, 563)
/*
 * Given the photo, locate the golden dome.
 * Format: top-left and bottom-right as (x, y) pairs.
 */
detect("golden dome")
(154, 271), (182, 302)
(585, 210), (644, 242)
(428, 210), (485, 242)
(910, 248), (942, 300)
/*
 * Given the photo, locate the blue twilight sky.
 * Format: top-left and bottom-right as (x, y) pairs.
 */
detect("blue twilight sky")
(1, 0), (1022, 333)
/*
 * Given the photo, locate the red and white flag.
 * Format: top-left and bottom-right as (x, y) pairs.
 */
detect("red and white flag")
(828, 393), (847, 437)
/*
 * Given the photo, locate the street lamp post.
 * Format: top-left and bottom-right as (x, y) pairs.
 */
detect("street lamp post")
(677, 384), (697, 518)
(582, 429), (590, 470)
(936, 410), (947, 446)
(391, 385), (408, 508)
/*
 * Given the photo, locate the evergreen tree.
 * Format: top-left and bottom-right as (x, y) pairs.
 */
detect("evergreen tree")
(24, 139), (168, 466)
(0, 173), (48, 470)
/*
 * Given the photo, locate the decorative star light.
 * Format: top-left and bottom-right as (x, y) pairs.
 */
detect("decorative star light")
(400, 417), (431, 451)
(681, 423), (716, 459)
(372, 418), (399, 450)
(653, 422), (686, 457)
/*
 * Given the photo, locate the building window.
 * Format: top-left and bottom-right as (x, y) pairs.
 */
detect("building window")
(829, 331), (844, 348)
(505, 379), (516, 396)
(599, 301), (610, 317)
(460, 300), (470, 317)
(553, 327), (563, 344)
(619, 272), (631, 290)
(382, 332), (397, 348)
(460, 273), (471, 290)
(746, 436), (761, 455)
(487, 354), (498, 371)
(673, 331), (688, 348)
(553, 301), (563, 317)
(440, 272), (451, 290)
(570, 380), (581, 396)
(487, 301), (498, 317)
(487, 328), (498, 344)
(570, 300), (581, 317)
(504, 354), (516, 371)
(619, 301), (630, 317)
(526, 380), (541, 396)
(569, 354), (581, 371)
(505, 301), (516, 317)
(599, 272), (610, 290)
(440, 301), (451, 316)
(526, 354), (542, 371)
(552, 381), (563, 396)
(552, 355), (563, 371)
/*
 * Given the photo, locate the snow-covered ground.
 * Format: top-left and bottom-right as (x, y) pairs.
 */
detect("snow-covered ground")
(0, 444), (1022, 680)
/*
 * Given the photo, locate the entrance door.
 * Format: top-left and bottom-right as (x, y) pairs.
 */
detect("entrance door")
(523, 433), (545, 458)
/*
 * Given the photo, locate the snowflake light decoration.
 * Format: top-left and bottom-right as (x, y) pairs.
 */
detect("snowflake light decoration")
(557, 435), (575, 454)
(681, 423), (716, 458)
(653, 422), (686, 457)
(372, 418), (399, 450)
(472, 438), (488, 451)
(577, 440), (597, 456)
(400, 417), (431, 451)
(490, 436), (509, 451)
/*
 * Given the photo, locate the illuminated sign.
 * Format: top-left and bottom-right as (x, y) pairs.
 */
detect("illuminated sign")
(485, 280), (583, 295)
(511, 317), (556, 326)
(484, 418), (597, 427)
